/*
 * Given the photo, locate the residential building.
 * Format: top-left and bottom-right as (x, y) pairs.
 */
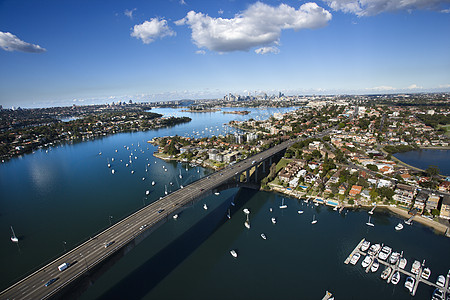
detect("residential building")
(393, 184), (416, 205)
(426, 194), (441, 212)
(440, 195), (450, 219)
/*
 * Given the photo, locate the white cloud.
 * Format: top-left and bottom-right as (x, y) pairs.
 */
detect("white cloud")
(0, 31), (46, 53)
(124, 8), (137, 19)
(407, 84), (422, 89)
(441, 8), (450, 12)
(195, 50), (206, 55)
(323, 0), (450, 16)
(218, 9), (224, 15)
(175, 2), (331, 53)
(255, 46), (280, 54)
(180, 0), (187, 5)
(366, 85), (396, 91)
(131, 18), (176, 44)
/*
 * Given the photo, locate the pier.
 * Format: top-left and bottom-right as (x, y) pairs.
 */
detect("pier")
(345, 238), (450, 297)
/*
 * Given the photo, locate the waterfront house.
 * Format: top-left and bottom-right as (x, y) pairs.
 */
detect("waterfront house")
(438, 181), (450, 192)
(414, 191), (429, 213)
(440, 195), (450, 220)
(426, 194), (441, 212)
(349, 185), (362, 197)
(393, 184), (416, 206)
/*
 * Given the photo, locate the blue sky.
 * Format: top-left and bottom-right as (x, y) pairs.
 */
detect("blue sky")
(0, 0), (449, 108)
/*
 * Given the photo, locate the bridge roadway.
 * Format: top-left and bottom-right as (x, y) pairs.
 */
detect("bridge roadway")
(1, 132), (316, 299)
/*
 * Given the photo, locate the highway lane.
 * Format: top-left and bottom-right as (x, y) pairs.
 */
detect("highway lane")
(1, 131), (325, 300)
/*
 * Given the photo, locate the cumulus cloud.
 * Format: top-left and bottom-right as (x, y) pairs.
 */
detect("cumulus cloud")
(0, 31), (46, 53)
(131, 18), (176, 44)
(124, 8), (137, 19)
(195, 50), (206, 55)
(255, 46), (280, 54)
(323, 0), (450, 16)
(175, 2), (332, 53)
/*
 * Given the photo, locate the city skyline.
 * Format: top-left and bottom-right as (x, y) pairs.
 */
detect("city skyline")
(1, 0), (449, 108)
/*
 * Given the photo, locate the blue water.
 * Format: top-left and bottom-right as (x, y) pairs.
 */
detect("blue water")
(1, 107), (449, 300)
(394, 149), (450, 176)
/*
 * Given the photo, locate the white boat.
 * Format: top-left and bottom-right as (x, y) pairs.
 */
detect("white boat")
(311, 214), (318, 224)
(361, 255), (372, 268)
(230, 249), (238, 258)
(389, 252), (400, 264)
(395, 223), (404, 231)
(371, 258), (380, 272)
(298, 210), (304, 214)
(381, 266), (392, 280)
(366, 216), (374, 227)
(421, 267), (431, 280)
(203, 204), (208, 210)
(243, 208), (250, 215)
(131, 170), (134, 174)
(111, 169), (115, 174)
(391, 271), (400, 285)
(368, 243), (381, 256)
(10, 226), (19, 243)
(107, 163), (111, 168)
(399, 257), (407, 269)
(432, 288), (444, 300)
(271, 217), (277, 224)
(152, 181), (155, 186)
(173, 214), (178, 220)
(411, 260), (421, 275)
(405, 276), (415, 293)
(279, 198), (287, 209)
(244, 214), (250, 229)
(350, 253), (361, 265)
(215, 192), (220, 196)
(378, 245), (392, 261)
(179, 170), (182, 179)
(360, 240), (370, 252)
(165, 185), (168, 195)
(269, 207), (273, 212)
(146, 190), (150, 195)
(436, 275), (445, 287)
(261, 233), (267, 240)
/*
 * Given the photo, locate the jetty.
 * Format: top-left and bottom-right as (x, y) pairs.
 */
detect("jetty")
(345, 238), (450, 298)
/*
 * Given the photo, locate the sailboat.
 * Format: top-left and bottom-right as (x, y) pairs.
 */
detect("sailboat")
(227, 209), (231, 219)
(10, 226), (19, 243)
(279, 198), (287, 209)
(179, 169), (182, 179)
(311, 215), (318, 224)
(165, 185), (168, 195)
(152, 181), (155, 186)
(366, 216), (375, 227)
(145, 190), (150, 195)
(244, 214), (250, 229)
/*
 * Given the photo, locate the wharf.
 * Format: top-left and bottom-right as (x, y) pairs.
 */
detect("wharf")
(345, 238), (450, 298)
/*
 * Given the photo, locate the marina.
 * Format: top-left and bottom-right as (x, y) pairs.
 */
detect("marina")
(345, 238), (450, 297)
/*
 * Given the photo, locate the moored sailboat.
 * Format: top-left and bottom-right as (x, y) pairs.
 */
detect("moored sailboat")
(10, 226), (19, 243)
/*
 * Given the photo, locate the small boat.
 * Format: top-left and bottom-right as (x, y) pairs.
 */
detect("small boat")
(368, 243), (381, 256)
(436, 275), (445, 287)
(271, 217), (277, 224)
(173, 214), (178, 220)
(381, 266), (392, 280)
(361, 255), (372, 268)
(107, 163), (111, 168)
(131, 170), (134, 174)
(311, 214), (317, 224)
(323, 291), (333, 300)
(279, 198), (287, 209)
(215, 192), (220, 196)
(366, 216), (374, 227)
(10, 226), (19, 243)
(179, 170), (183, 179)
(421, 267), (431, 280)
(432, 288), (444, 300)
(371, 258), (380, 272)
(389, 252), (400, 264)
(297, 210), (304, 214)
(244, 214), (250, 229)
(203, 204), (208, 210)
(395, 223), (404, 231)
(398, 257), (407, 269)
(269, 207), (273, 212)
(111, 169), (115, 174)
(404, 276), (415, 293)
(227, 209), (231, 219)
(142, 177), (145, 181)
(230, 250), (238, 258)
(411, 260), (421, 275)
(145, 190), (150, 195)
(391, 271), (400, 285)
(378, 245), (392, 261)
(261, 233), (267, 240)
(360, 240), (370, 252)
(243, 208), (250, 215)
(152, 181), (155, 186)
(350, 253), (361, 265)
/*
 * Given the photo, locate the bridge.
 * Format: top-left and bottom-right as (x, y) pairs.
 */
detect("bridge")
(2, 133), (313, 299)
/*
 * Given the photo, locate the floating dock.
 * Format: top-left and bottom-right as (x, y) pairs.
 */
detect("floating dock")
(345, 238), (450, 298)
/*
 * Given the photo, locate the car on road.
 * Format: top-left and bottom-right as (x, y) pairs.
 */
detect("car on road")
(45, 278), (58, 287)
(104, 241), (114, 248)
(158, 209), (165, 213)
(139, 224), (148, 230)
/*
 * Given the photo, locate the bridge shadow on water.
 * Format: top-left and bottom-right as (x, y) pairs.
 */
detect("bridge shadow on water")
(97, 188), (258, 300)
